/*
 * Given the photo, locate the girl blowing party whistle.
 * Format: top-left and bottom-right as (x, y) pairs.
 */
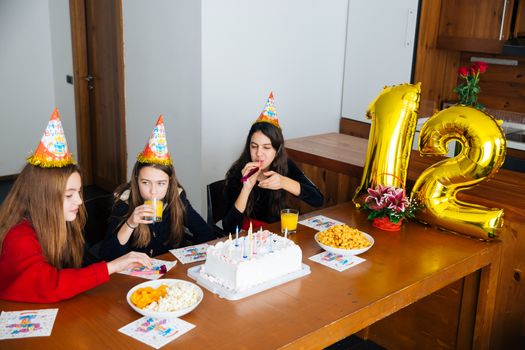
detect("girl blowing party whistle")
(99, 115), (217, 261)
(0, 109), (152, 303)
(222, 92), (324, 234)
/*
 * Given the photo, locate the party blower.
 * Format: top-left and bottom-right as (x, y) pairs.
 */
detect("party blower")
(240, 167), (259, 183)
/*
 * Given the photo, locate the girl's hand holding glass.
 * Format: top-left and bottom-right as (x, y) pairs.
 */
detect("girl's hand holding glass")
(128, 204), (156, 227)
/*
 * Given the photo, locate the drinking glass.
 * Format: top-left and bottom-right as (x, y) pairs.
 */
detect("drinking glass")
(281, 209), (299, 234)
(144, 198), (163, 222)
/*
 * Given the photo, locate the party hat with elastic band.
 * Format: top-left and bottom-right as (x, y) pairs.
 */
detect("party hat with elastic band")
(27, 108), (75, 168)
(254, 92), (280, 128)
(137, 115), (173, 165)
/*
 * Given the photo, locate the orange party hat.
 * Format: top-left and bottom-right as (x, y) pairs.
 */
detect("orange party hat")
(254, 92), (280, 128)
(137, 115), (172, 165)
(27, 108), (75, 168)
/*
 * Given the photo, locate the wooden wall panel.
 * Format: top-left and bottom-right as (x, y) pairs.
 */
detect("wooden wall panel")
(289, 161), (358, 216)
(489, 218), (525, 349)
(369, 280), (464, 350)
(459, 53), (525, 114)
(339, 118), (370, 139)
(438, 0), (511, 39)
(413, 0), (459, 117)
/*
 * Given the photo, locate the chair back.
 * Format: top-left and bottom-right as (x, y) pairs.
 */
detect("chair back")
(83, 193), (114, 252)
(206, 179), (227, 236)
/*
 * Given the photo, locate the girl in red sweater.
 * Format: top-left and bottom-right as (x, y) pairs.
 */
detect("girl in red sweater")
(0, 109), (151, 303)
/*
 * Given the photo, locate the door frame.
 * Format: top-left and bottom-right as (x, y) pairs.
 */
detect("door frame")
(69, 0), (127, 187)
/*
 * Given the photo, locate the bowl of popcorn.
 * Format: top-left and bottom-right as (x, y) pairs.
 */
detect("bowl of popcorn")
(127, 279), (203, 318)
(315, 224), (374, 256)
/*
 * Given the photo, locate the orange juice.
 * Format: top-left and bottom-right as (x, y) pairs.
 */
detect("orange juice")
(281, 209), (299, 234)
(144, 198), (163, 222)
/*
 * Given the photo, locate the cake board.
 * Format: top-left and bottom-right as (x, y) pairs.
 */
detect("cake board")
(187, 263), (311, 301)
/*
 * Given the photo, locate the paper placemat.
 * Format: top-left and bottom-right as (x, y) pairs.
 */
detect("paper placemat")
(309, 252), (365, 272)
(118, 258), (177, 280)
(119, 316), (195, 349)
(299, 215), (344, 231)
(0, 308), (58, 339)
(170, 244), (209, 264)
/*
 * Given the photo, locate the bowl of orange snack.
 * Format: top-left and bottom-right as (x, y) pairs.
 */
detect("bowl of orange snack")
(126, 279), (203, 318)
(315, 224), (374, 256)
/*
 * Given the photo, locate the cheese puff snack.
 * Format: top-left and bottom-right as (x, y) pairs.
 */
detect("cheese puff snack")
(317, 224), (371, 250)
(131, 284), (168, 309)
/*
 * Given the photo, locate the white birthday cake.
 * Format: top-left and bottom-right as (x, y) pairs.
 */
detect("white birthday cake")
(200, 230), (302, 291)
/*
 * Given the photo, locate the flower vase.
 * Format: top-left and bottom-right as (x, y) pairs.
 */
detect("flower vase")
(372, 217), (402, 231)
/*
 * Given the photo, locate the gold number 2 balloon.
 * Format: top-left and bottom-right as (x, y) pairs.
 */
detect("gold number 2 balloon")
(412, 105), (507, 239)
(353, 83), (420, 206)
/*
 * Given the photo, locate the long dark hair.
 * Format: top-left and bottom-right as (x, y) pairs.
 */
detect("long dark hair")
(0, 164), (86, 268)
(225, 122), (289, 218)
(114, 162), (186, 248)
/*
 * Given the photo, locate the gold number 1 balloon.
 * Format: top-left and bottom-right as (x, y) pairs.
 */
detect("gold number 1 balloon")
(353, 83), (420, 206)
(412, 105), (506, 239)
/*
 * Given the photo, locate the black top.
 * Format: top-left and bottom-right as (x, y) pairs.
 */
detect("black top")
(99, 191), (216, 260)
(222, 159), (324, 234)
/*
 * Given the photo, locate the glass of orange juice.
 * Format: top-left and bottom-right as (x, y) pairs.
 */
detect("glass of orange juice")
(281, 209), (299, 234)
(144, 198), (163, 222)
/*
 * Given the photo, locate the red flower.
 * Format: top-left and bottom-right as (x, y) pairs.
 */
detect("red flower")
(476, 61), (489, 73)
(454, 62), (489, 109)
(470, 61), (489, 75)
(458, 66), (468, 77)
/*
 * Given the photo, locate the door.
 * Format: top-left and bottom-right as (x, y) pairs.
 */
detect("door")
(70, 0), (127, 192)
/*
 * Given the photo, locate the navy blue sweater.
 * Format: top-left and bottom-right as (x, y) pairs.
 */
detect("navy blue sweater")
(99, 191), (216, 260)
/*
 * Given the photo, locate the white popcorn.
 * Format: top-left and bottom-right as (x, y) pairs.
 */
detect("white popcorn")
(144, 282), (200, 312)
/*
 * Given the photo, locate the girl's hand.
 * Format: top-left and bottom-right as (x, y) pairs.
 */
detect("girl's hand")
(106, 251), (152, 275)
(258, 171), (283, 190)
(127, 204), (156, 227)
(240, 162), (262, 190)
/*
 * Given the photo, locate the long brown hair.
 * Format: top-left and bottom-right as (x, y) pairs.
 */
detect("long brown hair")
(225, 122), (289, 218)
(114, 162), (186, 248)
(0, 164), (86, 268)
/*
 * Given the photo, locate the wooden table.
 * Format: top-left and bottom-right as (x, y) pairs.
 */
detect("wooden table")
(285, 132), (525, 349)
(0, 203), (501, 350)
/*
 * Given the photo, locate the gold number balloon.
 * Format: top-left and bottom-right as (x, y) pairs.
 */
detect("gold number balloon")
(412, 105), (506, 239)
(353, 83), (420, 206)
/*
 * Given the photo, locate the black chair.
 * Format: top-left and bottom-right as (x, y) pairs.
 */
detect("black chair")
(83, 193), (114, 264)
(206, 179), (228, 237)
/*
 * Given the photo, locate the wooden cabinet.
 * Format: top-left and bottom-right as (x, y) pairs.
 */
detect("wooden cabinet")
(437, 0), (515, 53)
(514, 0), (525, 37)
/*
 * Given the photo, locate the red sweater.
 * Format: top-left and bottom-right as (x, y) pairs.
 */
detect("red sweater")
(0, 221), (109, 303)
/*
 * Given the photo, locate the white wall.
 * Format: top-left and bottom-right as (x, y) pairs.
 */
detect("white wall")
(48, 0), (77, 161)
(1, 0), (347, 215)
(201, 0), (348, 206)
(0, 0), (56, 175)
(122, 0), (202, 208)
(123, 0), (348, 213)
